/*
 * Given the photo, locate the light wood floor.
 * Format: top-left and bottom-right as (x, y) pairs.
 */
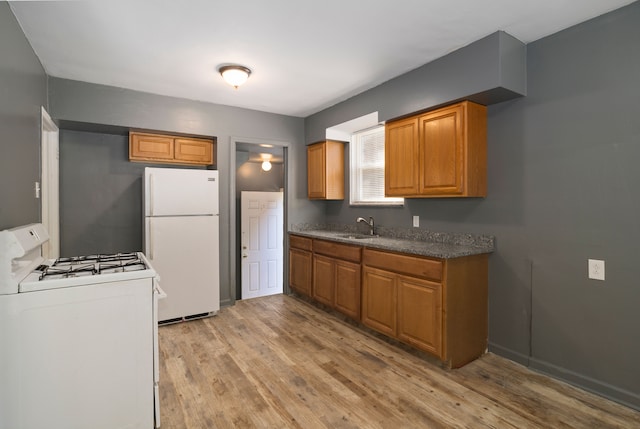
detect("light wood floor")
(158, 294), (640, 428)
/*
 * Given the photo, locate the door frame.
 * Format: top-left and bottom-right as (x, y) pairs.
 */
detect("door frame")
(229, 137), (289, 306)
(40, 107), (60, 259)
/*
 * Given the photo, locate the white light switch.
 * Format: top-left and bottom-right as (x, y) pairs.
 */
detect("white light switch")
(412, 216), (419, 227)
(588, 259), (605, 281)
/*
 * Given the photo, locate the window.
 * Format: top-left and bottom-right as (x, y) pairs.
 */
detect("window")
(350, 126), (403, 206)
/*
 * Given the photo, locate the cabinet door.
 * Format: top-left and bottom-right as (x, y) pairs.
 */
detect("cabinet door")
(289, 249), (312, 296)
(307, 143), (326, 199)
(175, 138), (214, 165)
(324, 141), (345, 200)
(362, 266), (396, 337)
(130, 133), (174, 161)
(334, 260), (361, 320)
(397, 275), (443, 357)
(418, 104), (464, 195)
(312, 254), (335, 306)
(385, 117), (419, 196)
(307, 141), (344, 200)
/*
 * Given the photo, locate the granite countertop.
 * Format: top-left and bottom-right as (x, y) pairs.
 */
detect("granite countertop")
(289, 224), (495, 259)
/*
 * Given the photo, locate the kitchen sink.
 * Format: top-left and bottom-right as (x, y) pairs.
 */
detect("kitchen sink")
(338, 234), (379, 240)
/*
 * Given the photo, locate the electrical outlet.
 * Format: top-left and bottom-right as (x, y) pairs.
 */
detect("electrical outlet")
(412, 215), (419, 227)
(588, 259), (605, 281)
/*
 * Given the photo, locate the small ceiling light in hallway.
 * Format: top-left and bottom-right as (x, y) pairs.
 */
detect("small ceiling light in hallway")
(261, 153), (272, 171)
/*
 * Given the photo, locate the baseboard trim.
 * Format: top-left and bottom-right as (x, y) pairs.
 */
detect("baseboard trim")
(488, 342), (530, 366)
(529, 357), (640, 412)
(489, 343), (639, 411)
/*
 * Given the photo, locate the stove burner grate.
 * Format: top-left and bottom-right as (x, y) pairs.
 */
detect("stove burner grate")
(98, 259), (146, 274)
(54, 253), (139, 265)
(39, 264), (97, 280)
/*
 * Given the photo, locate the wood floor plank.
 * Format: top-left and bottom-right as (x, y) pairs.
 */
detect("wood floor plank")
(158, 294), (640, 428)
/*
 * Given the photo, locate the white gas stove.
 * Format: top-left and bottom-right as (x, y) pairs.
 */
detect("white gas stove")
(0, 223), (164, 429)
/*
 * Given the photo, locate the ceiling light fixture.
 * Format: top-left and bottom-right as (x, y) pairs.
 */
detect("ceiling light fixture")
(219, 65), (251, 89)
(261, 153), (272, 171)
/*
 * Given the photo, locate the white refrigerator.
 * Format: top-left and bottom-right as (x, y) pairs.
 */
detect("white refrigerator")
(144, 167), (220, 322)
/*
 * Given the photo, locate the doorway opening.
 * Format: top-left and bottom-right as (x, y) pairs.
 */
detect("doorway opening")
(40, 107), (59, 259)
(233, 140), (287, 301)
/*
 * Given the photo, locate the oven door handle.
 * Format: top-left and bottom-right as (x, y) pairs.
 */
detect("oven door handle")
(154, 282), (167, 299)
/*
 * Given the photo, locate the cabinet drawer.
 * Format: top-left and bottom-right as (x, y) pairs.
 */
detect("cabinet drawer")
(363, 249), (442, 281)
(289, 234), (312, 251)
(313, 239), (361, 262)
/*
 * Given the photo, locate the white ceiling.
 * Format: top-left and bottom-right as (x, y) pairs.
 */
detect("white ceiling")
(9, 0), (635, 118)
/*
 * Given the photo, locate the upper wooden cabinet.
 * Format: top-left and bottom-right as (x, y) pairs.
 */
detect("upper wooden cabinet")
(385, 101), (486, 198)
(129, 132), (215, 166)
(307, 140), (345, 200)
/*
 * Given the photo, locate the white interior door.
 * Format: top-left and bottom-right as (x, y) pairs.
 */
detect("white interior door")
(41, 107), (59, 259)
(241, 191), (283, 300)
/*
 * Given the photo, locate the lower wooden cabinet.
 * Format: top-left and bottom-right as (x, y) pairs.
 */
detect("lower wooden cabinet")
(312, 254), (335, 305)
(289, 234), (362, 320)
(289, 248), (312, 296)
(363, 248), (487, 368)
(361, 266), (396, 337)
(312, 239), (362, 320)
(289, 235), (313, 297)
(288, 234), (488, 368)
(397, 275), (442, 357)
(334, 260), (361, 320)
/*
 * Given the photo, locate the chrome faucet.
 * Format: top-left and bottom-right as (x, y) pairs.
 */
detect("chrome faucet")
(356, 216), (375, 236)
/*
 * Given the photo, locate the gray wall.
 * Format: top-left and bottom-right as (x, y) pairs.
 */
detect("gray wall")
(49, 78), (308, 306)
(305, 3), (640, 409)
(58, 129), (210, 257)
(0, 2), (47, 230)
(305, 31), (526, 143)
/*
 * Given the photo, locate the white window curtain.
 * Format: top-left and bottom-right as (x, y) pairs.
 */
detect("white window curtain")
(350, 126), (403, 206)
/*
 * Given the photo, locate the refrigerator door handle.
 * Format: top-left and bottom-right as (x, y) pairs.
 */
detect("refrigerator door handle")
(149, 218), (154, 260)
(149, 174), (155, 216)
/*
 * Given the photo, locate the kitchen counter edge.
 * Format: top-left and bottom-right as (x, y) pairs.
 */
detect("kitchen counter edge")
(289, 230), (494, 259)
